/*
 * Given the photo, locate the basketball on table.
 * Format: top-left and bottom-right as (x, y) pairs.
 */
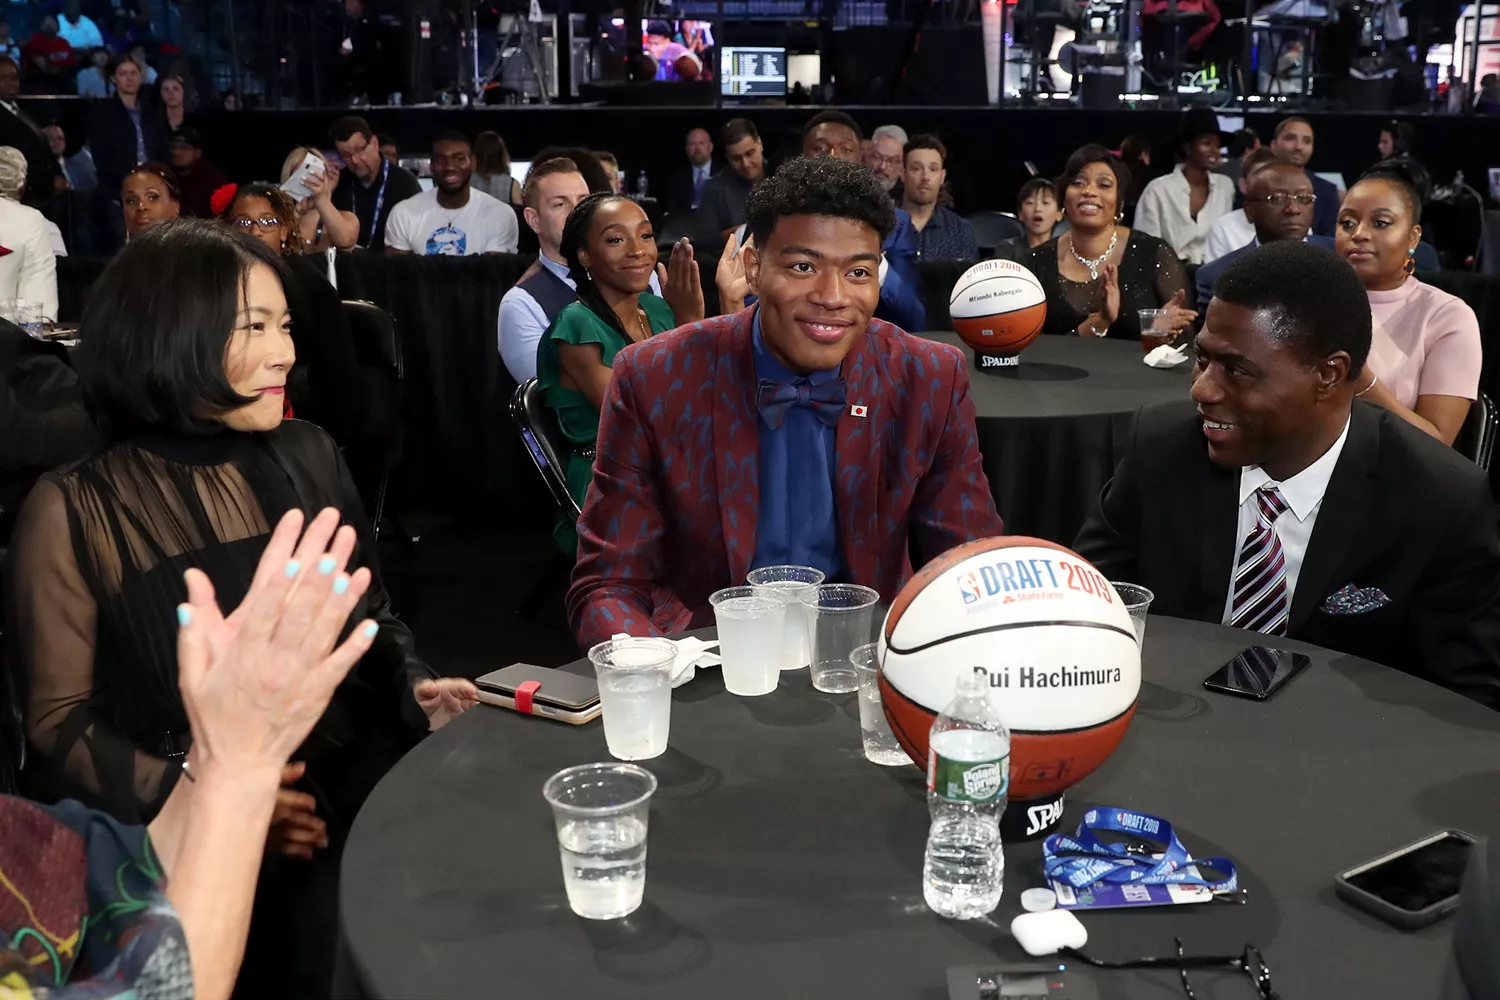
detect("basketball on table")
(879, 536), (1140, 803)
(948, 259), (1047, 356)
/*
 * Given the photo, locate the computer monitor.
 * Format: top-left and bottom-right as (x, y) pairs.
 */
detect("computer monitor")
(721, 46), (787, 98)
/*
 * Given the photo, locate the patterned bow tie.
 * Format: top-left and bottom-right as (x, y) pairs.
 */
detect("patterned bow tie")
(757, 377), (847, 430)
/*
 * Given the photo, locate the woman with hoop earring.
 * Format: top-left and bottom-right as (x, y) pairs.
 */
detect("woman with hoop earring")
(1028, 144), (1197, 342)
(1337, 160), (1481, 446)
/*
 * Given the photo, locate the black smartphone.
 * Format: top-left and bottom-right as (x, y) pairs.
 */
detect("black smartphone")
(1335, 830), (1476, 929)
(1202, 646), (1311, 700)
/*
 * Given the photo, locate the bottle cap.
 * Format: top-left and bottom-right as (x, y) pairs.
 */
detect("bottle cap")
(1020, 888), (1057, 912)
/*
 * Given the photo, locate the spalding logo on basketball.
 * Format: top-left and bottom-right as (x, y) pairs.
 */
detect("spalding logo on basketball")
(948, 259), (1047, 356)
(879, 536), (1141, 801)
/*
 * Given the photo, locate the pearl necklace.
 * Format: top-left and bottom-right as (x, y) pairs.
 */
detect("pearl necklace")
(1069, 227), (1119, 281)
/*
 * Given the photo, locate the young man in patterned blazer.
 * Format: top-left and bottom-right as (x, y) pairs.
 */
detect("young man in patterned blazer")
(567, 155), (1004, 648)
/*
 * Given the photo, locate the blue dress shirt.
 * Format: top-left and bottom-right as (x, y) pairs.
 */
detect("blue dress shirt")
(748, 310), (844, 579)
(879, 208), (927, 333)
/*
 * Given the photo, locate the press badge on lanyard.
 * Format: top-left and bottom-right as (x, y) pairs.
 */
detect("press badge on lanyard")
(1042, 807), (1239, 911)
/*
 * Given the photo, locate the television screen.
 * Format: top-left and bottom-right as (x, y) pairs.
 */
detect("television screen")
(721, 46), (787, 97)
(604, 18), (716, 82)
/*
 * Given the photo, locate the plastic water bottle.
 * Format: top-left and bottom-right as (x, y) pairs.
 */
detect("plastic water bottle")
(922, 669), (1010, 919)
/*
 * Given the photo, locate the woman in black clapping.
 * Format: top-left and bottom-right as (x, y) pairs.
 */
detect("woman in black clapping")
(4, 219), (477, 998)
(1029, 144), (1196, 341)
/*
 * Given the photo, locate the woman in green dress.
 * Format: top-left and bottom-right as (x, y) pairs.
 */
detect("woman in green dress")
(535, 192), (701, 553)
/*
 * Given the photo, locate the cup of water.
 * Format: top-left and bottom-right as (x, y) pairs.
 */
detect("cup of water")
(588, 637), (676, 761)
(851, 643), (910, 766)
(803, 584), (881, 694)
(542, 762), (657, 921)
(746, 564), (825, 670)
(710, 585), (785, 696)
(1110, 581), (1155, 646)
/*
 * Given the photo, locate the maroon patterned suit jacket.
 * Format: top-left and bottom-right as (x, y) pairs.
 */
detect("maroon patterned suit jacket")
(566, 307), (1004, 649)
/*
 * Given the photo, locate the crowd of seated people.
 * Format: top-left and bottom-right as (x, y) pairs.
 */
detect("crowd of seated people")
(4, 94), (1500, 1000)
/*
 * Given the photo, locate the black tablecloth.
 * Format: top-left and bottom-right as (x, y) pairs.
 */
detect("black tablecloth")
(917, 331), (1191, 543)
(339, 617), (1500, 999)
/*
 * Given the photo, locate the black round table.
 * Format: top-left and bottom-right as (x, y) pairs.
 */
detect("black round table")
(340, 617), (1500, 999)
(918, 331), (1190, 545)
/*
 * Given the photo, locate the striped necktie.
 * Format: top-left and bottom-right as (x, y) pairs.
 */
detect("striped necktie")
(1229, 486), (1290, 635)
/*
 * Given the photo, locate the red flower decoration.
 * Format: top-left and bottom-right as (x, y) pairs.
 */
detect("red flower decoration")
(210, 183), (238, 217)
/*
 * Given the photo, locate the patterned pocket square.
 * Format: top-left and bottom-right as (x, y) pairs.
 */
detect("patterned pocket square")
(1320, 584), (1390, 615)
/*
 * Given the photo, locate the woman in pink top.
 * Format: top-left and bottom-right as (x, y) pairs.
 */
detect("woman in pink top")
(1336, 160), (1481, 446)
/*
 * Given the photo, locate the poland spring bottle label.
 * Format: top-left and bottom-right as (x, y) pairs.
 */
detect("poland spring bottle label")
(927, 740), (1009, 805)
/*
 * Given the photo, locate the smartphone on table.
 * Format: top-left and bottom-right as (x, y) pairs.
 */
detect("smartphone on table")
(1202, 646), (1311, 700)
(1335, 830), (1476, 929)
(474, 663), (601, 724)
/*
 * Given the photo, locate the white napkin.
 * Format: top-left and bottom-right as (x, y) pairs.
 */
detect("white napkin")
(610, 633), (721, 688)
(1143, 343), (1191, 368)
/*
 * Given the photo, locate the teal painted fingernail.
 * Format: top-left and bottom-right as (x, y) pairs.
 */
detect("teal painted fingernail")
(333, 575), (350, 595)
(318, 556), (337, 575)
(176, 605), (191, 627)
(362, 622), (379, 639)
(284, 559), (301, 578)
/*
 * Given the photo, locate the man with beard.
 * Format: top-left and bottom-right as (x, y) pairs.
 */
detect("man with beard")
(329, 115), (421, 251)
(1269, 116), (1339, 239)
(384, 130), (517, 256)
(867, 124), (907, 196)
(696, 117), (764, 244)
(898, 134), (976, 262)
(666, 126), (714, 218)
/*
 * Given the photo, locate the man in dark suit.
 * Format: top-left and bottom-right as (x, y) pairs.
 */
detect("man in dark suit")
(1194, 159), (1335, 311)
(664, 127), (713, 219)
(1269, 117), (1339, 239)
(568, 156), (1003, 648)
(0, 57), (60, 207)
(1076, 240), (1500, 708)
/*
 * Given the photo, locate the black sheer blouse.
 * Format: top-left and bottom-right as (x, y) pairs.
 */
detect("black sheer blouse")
(1028, 231), (1191, 341)
(4, 419), (432, 826)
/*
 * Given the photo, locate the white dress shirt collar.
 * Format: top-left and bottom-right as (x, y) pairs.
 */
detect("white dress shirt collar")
(1236, 415), (1351, 522)
(538, 251), (574, 285)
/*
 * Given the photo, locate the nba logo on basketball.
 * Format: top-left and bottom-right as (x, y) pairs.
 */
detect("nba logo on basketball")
(959, 572), (982, 605)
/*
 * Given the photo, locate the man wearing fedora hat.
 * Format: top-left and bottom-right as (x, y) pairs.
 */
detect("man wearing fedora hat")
(1134, 108), (1235, 266)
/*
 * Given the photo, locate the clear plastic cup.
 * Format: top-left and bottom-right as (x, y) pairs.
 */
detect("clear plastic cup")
(803, 584), (881, 694)
(711, 585), (785, 696)
(746, 564), (825, 670)
(1111, 581), (1155, 646)
(1139, 308), (1173, 353)
(542, 762), (657, 920)
(851, 643), (910, 766)
(588, 637), (676, 760)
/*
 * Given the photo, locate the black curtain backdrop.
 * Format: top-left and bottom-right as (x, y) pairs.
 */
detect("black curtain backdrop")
(331, 252), (539, 521)
(54, 255), (1500, 527)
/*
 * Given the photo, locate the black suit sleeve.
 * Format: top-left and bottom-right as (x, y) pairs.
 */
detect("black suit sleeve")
(1407, 474), (1500, 709)
(1073, 408), (1143, 580)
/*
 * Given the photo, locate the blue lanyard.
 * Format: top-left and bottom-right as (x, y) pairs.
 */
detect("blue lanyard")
(367, 158), (391, 245)
(1043, 807), (1238, 893)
